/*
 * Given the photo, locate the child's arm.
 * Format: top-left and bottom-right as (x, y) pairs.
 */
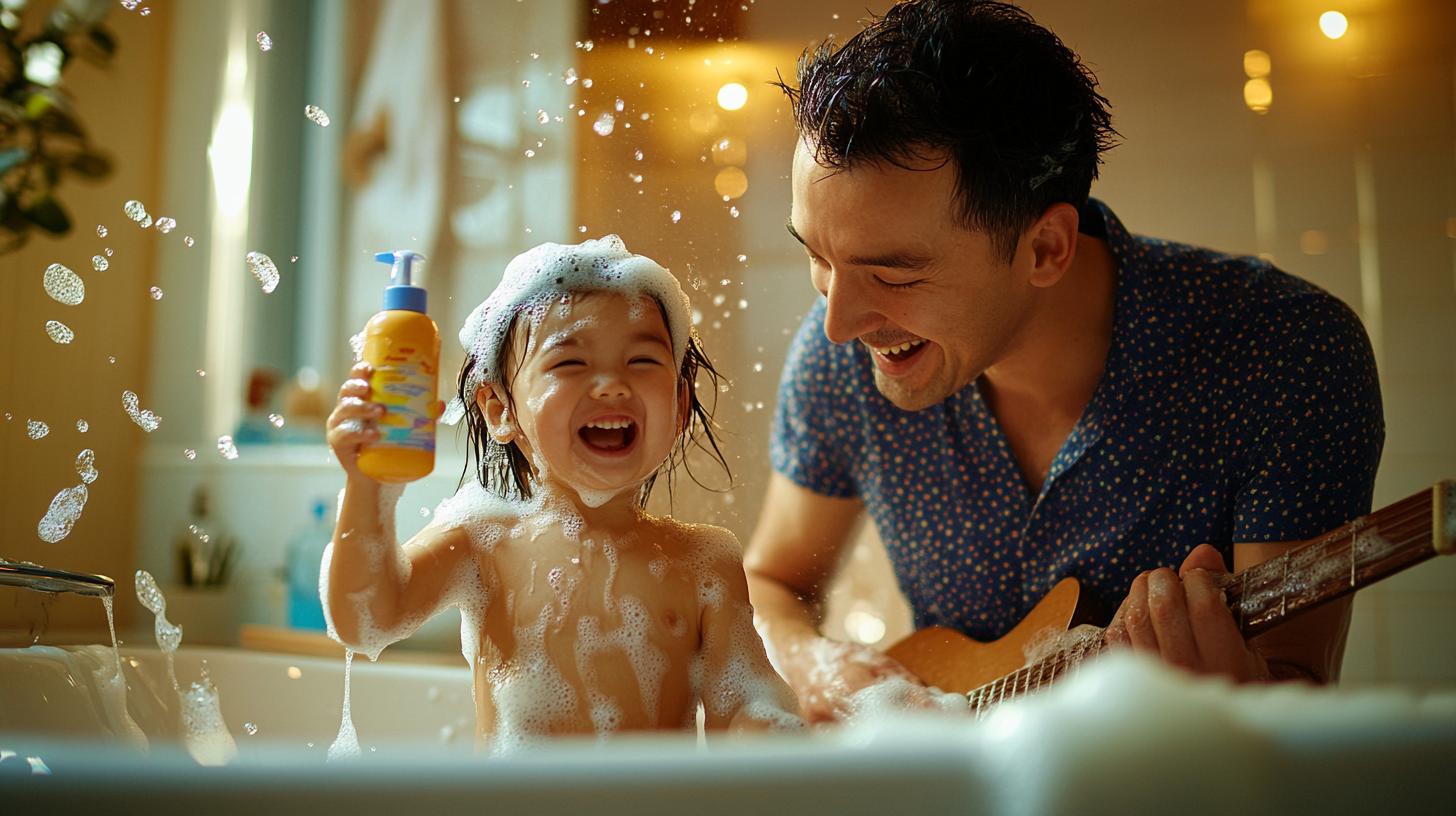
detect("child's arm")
(324, 362), (473, 652)
(694, 528), (806, 735)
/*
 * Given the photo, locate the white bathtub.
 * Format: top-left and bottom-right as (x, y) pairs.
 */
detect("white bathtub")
(2, 645), (1454, 814)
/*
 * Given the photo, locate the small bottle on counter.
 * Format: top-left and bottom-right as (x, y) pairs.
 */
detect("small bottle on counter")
(285, 498), (333, 630)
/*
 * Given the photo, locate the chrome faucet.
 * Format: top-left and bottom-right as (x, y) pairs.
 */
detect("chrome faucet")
(0, 559), (114, 598)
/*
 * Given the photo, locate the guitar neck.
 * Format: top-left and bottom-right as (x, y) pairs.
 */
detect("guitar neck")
(965, 480), (1455, 719)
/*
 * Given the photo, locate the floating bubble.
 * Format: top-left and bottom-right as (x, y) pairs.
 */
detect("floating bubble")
(564, 68), (578, 85)
(184, 449), (196, 460)
(635, 150), (643, 161)
(615, 99), (625, 112)
(739, 299), (749, 309)
(93, 255), (108, 271)
(244, 723), (259, 736)
(28, 420), (49, 439)
(713, 294), (726, 306)
(121, 0), (136, 10)
(290, 256), (298, 262)
(671, 211), (682, 224)
(530, 52), (539, 59)
(730, 206), (739, 218)
(256, 31), (272, 51)
(104, 247), (113, 256)
(593, 113), (615, 136)
(140, 6), (149, 15)
(38, 485), (88, 543)
(45, 321), (74, 344)
(582, 79), (593, 88)
(246, 251), (280, 293)
(124, 200), (152, 228)
(737, 254), (746, 262)
(108, 357), (115, 363)
(522, 80), (529, 87)
(122, 391), (161, 432)
(150, 287), (163, 300)
(537, 110), (549, 124)
(217, 435), (239, 460)
(97, 225), (107, 237)
(268, 413), (284, 428)
(576, 40), (594, 51)
(524, 150), (535, 158)
(420, 507), (430, 517)
(184, 236), (194, 247)
(197, 370), (206, 377)
(43, 263), (85, 305)
(305, 105), (330, 127)
(77, 419), (88, 433)
(76, 449), (97, 484)
(689, 274), (706, 291)
(155, 217), (176, 234)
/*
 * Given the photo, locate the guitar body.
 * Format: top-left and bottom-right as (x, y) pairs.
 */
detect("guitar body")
(884, 577), (1089, 694)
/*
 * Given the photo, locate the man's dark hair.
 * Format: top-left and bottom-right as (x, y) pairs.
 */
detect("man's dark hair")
(779, 0), (1116, 261)
(456, 295), (730, 506)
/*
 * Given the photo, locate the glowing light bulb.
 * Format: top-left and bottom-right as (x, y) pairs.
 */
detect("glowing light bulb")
(1244, 78), (1272, 113)
(1319, 11), (1348, 39)
(1243, 50), (1270, 79)
(717, 83), (748, 111)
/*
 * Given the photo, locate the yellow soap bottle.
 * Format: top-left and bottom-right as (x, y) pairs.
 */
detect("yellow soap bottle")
(357, 250), (440, 483)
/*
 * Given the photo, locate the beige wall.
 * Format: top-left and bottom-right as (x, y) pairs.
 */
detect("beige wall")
(0, 2), (171, 637)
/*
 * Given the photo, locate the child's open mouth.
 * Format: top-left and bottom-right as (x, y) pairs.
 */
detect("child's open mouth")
(579, 418), (637, 453)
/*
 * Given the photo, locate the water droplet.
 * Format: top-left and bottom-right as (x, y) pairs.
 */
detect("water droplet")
(45, 321), (74, 344)
(290, 256), (298, 263)
(76, 449), (98, 484)
(256, 31), (272, 51)
(720, 279), (730, 286)
(671, 211), (682, 224)
(420, 507), (430, 517)
(108, 357), (115, 363)
(305, 105), (330, 126)
(104, 247), (113, 256)
(155, 217), (176, 234)
(135, 570), (166, 617)
(730, 206), (739, 218)
(537, 110), (549, 124)
(579, 226), (587, 233)
(737, 254), (747, 262)
(753, 362), (763, 372)
(521, 80), (530, 87)
(592, 113), (615, 136)
(244, 723), (259, 736)
(530, 52), (539, 59)
(27, 420), (49, 439)
(184, 236), (194, 247)
(524, 150), (535, 158)
(615, 99), (625, 112)
(582, 79), (593, 88)
(184, 448), (196, 460)
(197, 370), (206, 377)
(268, 413), (284, 428)
(713, 294), (726, 306)
(140, 6), (150, 16)
(217, 435), (239, 460)
(246, 251), (280, 293)
(121, 0), (136, 9)
(631, 174), (643, 183)
(92, 255), (108, 271)
(150, 287), (163, 300)
(38, 484), (87, 543)
(123, 200), (151, 228)
(576, 40), (594, 51)
(634, 150), (643, 161)
(122, 391), (161, 432)
(77, 419), (89, 433)
(96, 225), (107, 237)
(44, 263), (85, 305)
(564, 68), (578, 85)
(689, 274), (706, 291)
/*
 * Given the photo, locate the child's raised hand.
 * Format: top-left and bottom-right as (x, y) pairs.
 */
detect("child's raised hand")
(327, 361), (386, 478)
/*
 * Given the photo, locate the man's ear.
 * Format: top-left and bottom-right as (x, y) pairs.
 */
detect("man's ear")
(1024, 202), (1080, 289)
(481, 384), (516, 444)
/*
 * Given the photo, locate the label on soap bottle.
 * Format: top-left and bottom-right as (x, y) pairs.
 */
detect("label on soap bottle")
(370, 348), (437, 452)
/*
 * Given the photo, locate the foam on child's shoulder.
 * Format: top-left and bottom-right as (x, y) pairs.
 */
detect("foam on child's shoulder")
(458, 235), (694, 396)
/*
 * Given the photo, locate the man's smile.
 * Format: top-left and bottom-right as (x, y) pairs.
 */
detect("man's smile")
(864, 337), (929, 369)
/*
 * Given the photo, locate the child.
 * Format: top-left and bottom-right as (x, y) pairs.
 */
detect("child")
(323, 237), (804, 754)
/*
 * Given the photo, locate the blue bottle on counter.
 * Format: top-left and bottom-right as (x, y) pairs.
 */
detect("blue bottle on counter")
(286, 499), (333, 630)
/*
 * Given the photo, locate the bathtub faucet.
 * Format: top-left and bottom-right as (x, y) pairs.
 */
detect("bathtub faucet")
(0, 559), (114, 598)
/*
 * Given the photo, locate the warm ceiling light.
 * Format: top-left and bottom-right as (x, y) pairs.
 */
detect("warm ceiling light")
(1320, 11), (1348, 39)
(1244, 78), (1272, 113)
(1243, 50), (1271, 79)
(717, 83), (747, 111)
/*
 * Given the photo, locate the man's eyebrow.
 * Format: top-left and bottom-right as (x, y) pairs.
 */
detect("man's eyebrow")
(785, 217), (932, 270)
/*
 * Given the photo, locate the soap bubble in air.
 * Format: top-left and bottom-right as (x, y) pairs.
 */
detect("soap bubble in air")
(76, 449), (98, 484)
(150, 287), (163, 300)
(564, 68), (578, 85)
(217, 435), (239, 460)
(246, 251), (280, 293)
(122, 390), (161, 432)
(97, 225), (107, 237)
(155, 217), (176, 234)
(105, 247), (113, 256)
(93, 255), (108, 271)
(537, 110), (549, 124)
(184, 236), (194, 247)
(615, 99), (625, 112)
(77, 420), (88, 433)
(671, 211), (682, 224)
(305, 105), (330, 127)
(123, 200), (152, 228)
(45, 321), (74, 344)
(38, 485), (88, 543)
(27, 420), (49, 439)
(43, 263), (85, 305)
(244, 723), (258, 736)
(592, 113), (615, 136)
(257, 31), (272, 51)
(184, 449), (196, 460)
(268, 414), (284, 428)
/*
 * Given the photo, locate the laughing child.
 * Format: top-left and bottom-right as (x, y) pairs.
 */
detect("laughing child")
(323, 237), (803, 753)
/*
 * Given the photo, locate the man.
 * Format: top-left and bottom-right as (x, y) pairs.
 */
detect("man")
(745, 0), (1384, 723)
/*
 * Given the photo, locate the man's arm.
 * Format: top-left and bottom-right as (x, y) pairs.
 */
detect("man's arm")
(745, 473), (930, 722)
(1105, 541), (1352, 683)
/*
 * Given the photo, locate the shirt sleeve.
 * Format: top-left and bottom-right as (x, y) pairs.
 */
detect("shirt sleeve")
(769, 298), (860, 499)
(1233, 295), (1385, 542)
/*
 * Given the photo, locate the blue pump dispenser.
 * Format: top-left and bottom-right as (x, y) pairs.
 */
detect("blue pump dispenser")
(377, 250), (428, 313)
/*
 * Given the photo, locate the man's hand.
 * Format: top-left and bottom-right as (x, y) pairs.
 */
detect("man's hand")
(774, 635), (942, 723)
(1105, 543), (1270, 682)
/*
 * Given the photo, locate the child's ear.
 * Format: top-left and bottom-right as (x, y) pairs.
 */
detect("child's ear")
(675, 379), (693, 435)
(481, 385), (516, 444)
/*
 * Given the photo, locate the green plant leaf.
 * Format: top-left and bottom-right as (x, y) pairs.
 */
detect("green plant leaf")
(25, 193), (70, 234)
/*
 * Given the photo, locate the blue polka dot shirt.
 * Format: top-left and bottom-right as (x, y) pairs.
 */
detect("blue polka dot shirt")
(770, 200), (1385, 641)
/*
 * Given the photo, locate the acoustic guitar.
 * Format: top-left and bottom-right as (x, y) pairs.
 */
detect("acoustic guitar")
(883, 480), (1455, 717)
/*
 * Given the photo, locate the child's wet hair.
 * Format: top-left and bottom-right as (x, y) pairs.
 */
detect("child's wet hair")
(457, 293), (730, 505)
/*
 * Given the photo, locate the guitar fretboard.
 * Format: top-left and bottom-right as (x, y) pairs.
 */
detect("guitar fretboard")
(965, 481), (1453, 720)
